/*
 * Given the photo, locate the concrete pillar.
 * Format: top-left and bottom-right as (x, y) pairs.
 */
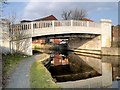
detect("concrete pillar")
(52, 21), (55, 30)
(31, 22), (33, 36)
(100, 19), (112, 47)
(87, 21), (89, 27)
(26, 38), (32, 55)
(15, 22), (33, 56)
(71, 20), (73, 27)
(102, 63), (112, 87)
(23, 23), (33, 55)
(21, 38), (32, 56)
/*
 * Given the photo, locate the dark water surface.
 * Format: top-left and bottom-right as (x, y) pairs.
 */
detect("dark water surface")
(48, 51), (101, 82)
(37, 46), (120, 88)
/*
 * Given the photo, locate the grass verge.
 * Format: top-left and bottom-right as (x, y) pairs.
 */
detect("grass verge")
(30, 61), (60, 88)
(2, 53), (29, 86)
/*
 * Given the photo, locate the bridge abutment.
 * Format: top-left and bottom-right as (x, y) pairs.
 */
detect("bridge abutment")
(100, 19), (112, 47)
(68, 19), (112, 55)
(68, 35), (101, 54)
(11, 38), (33, 55)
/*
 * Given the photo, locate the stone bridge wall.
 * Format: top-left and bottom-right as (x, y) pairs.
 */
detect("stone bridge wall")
(68, 35), (101, 52)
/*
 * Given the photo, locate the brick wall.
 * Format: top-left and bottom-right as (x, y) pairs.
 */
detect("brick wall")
(112, 25), (120, 47)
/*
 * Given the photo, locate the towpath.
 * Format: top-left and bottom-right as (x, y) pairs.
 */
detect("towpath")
(5, 53), (49, 88)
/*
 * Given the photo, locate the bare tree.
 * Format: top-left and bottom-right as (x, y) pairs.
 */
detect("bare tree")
(61, 10), (72, 20)
(8, 11), (16, 53)
(11, 24), (30, 53)
(7, 11), (30, 54)
(61, 8), (87, 20)
(71, 8), (87, 20)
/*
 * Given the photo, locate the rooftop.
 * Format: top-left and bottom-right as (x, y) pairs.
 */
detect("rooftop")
(33, 15), (57, 21)
(82, 18), (94, 22)
(21, 15), (57, 23)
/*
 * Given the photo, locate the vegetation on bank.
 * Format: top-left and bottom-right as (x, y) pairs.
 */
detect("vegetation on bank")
(32, 44), (53, 50)
(2, 53), (29, 85)
(30, 61), (60, 88)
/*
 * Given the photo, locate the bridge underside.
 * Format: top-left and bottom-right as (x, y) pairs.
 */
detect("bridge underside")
(68, 35), (102, 55)
(32, 33), (101, 55)
(32, 33), (100, 40)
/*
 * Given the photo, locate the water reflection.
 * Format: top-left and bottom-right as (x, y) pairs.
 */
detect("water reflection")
(49, 51), (101, 82)
(38, 48), (120, 88)
(51, 53), (69, 66)
(101, 56), (120, 88)
(102, 56), (120, 81)
(51, 51), (119, 88)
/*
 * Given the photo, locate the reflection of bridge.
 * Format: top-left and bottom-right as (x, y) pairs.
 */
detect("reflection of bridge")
(7, 19), (112, 55)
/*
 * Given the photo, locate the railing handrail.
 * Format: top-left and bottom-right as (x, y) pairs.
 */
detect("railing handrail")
(15, 20), (101, 31)
(31, 20), (100, 23)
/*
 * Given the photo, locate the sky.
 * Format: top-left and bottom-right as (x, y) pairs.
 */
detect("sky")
(3, 1), (119, 25)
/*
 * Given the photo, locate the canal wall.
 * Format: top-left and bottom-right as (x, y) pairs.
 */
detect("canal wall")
(102, 47), (120, 56)
(68, 35), (101, 54)
(57, 76), (103, 88)
(77, 55), (102, 74)
(1, 38), (33, 56)
(12, 38), (33, 55)
(102, 56), (120, 81)
(57, 62), (112, 88)
(102, 63), (112, 88)
(73, 49), (101, 57)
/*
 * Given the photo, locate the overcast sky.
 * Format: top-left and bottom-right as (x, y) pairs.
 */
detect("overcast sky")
(4, 1), (119, 25)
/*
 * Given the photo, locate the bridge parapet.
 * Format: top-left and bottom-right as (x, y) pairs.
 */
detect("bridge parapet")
(20, 20), (101, 31)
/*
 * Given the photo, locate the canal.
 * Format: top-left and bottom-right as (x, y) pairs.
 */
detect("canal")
(34, 44), (120, 88)
(48, 51), (101, 82)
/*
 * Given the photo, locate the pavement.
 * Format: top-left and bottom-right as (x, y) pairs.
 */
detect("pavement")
(5, 54), (49, 88)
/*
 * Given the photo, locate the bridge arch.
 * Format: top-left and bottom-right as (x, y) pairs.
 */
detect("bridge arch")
(10, 19), (112, 55)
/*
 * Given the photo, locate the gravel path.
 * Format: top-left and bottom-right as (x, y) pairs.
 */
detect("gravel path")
(5, 54), (48, 88)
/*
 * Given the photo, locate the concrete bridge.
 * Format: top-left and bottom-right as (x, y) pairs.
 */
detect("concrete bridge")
(1, 19), (112, 55)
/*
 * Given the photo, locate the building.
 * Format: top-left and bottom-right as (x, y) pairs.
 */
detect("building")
(21, 15), (57, 23)
(82, 18), (94, 22)
(33, 15), (57, 21)
(112, 25), (120, 47)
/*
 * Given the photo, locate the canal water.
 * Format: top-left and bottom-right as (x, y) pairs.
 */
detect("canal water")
(37, 45), (120, 88)
(48, 51), (101, 82)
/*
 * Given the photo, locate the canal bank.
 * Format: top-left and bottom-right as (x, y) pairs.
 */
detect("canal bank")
(69, 47), (120, 56)
(40, 49), (113, 88)
(37, 42), (120, 88)
(101, 47), (120, 56)
(51, 53), (112, 88)
(30, 59), (60, 88)
(5, 53), (52, 88)
(29, 40), (120, 88)
(8, 44), (118, 88)
(57, 62), (112, 88)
